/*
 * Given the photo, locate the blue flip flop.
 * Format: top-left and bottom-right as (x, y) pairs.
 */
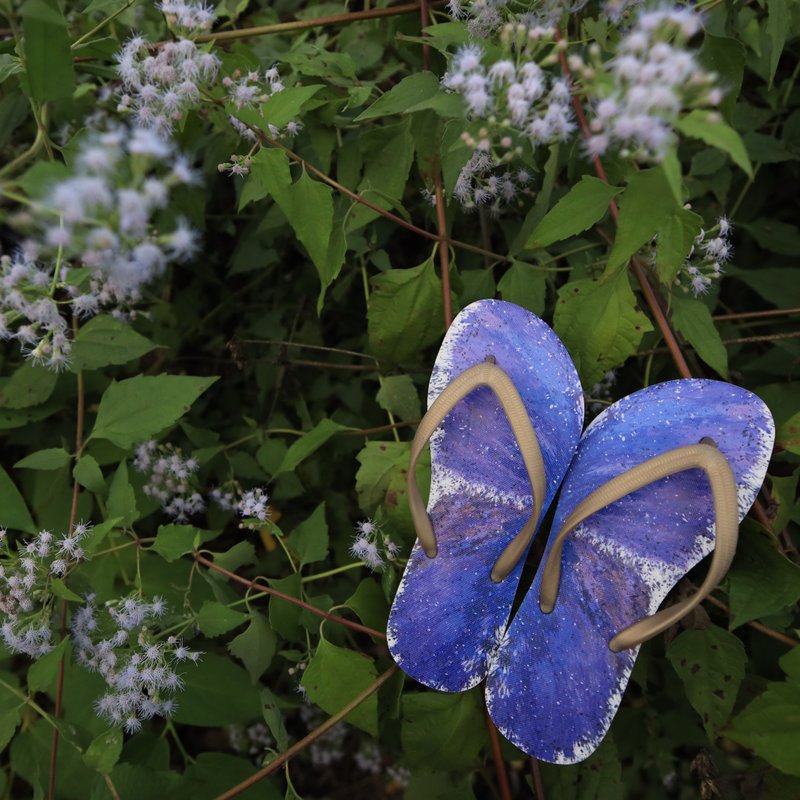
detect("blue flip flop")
(485, 379), (774, 763)
(387, 299), (584, 691)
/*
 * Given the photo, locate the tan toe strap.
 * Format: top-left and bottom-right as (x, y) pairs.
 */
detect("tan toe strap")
(408, 359), (547, 582)
(538, 442), (738, 652)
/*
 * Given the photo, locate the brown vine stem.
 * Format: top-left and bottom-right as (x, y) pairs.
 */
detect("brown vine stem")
(192, 553), (386, 639)
(714, 306), (800, 322)
(214, 664), (400, 800)
(187, 3), (433, 46)
(434, 170), (454, 329)
(49, 344), (85, 800)
(530, 757), (546, 799)
(705, 593), (797, 648)
(420, 0), (431, 70)
(102, 773), (122, 800)
(555, 29), (778, 533)
(484, 706), (512, 800)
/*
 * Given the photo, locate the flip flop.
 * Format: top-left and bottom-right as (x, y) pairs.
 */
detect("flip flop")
(485, 379), (774, 763)
(387, 299), (584, 691)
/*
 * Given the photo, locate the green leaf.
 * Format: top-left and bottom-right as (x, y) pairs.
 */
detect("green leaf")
(700, 34), (746, 122)
(151, 524), (206, 562)
(604, 166), (680, 277)
(727, 525), (800, 628)
(70, 315), (158, 371)
(0, 362), (58, 409)
(355, 440), (429, 538)
(402, 690), (486, 771)
(106, 461), (138, 527)
(268, 573), (303, 642)
(173, 653), (261, 727)
(287, 502), (328, 566)
(553, 272), (653, 387)
(211, 541), (257, 574)
(376, 375), (421, 422)
(347, 118), (415, 231)
(15, 448), (71, 471)
(234, 84), (324, 130)
(765, 0), (788, 88)
(0, 55), (23, 84)
(50, 578), (83, 603)
(770, 469), (799, 532)
(671, 297), (729, 378)
(301, 639), (379, 735)
(778, 412), (800, 456)
(275, 418), (352, 475)
(246, 149), (343, 304)
(675, 110), (753, 177)
(654, 208), (703, 285)
(90, 374), (218, 449)
(228, 611), (277, 683)
(82, 517), (121, 556)
(0, 672), (22, 751)
(667, 624), (746, 736)
(72, 455), (106, 494)
(368, 257), (444, 363)
(355, 72), (441, 121)
(27, 637), (70, 693)
(0, 464), (36, 534)
(21, 0), (75, 102)
(181, 753), (280, 800)
(727, 680), (800, 776)
(498, 261), (546, 317)
(539, 735), (623, 799)
(344, 578), (390, 637)
(526, 176), (621, 249)
(83, 728), (123, 774)
(196, 601), (248, 637)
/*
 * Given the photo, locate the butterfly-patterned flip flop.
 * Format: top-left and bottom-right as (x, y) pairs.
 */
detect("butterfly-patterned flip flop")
(485, 379), (774, 763)
(387, 299), (584, 691)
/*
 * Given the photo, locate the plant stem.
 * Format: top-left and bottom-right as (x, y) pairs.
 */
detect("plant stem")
(193, 552), (386, 639)
(214, 665), (399, 800)
(49, 329), (85, 800)
(71, 0), (136, 49)
(301, 562), (365, 583)
(484, 706), (512, 800)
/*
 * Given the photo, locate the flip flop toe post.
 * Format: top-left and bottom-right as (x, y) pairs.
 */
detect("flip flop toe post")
(387, 299), (584, 691)
(486, 379), (774, 763)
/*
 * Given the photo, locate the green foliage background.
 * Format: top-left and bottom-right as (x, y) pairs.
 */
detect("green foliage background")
(0, 0), (798, 798)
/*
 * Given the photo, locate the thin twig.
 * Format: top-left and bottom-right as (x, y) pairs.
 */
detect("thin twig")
(189, 3), (432, 45)
(420, 0), (431, 70)
(102, 773), (122, 800)
(193, 553), (386, 639)
(214, 665), (400, 800)
(530, 757), (546, 800)
(705, 593), (797, 648)
(713, 306), (800, 322)
(434, 171), (453, 329)
(49, 357), (85, 800)
(484, 706), (512, 800)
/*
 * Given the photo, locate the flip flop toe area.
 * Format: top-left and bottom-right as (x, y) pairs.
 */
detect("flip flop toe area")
(387, 300), (583, 692)
(487, 379), (774, 763)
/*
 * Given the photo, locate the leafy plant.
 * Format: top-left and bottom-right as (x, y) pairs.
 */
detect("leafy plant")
(0, 0), (797, 798)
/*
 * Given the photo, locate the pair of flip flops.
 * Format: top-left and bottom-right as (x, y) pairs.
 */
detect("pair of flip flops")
(387, 300), (774, 764)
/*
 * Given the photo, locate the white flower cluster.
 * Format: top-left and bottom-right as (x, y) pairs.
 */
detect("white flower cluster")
(116, 35), (221, 136)
(577, 7), (723, 161)
(446, 0), (585, 37)
(157, 0), (216, 34)
(238, 487), (271, 523)
(0, 255), (73, 370)
(223, 66), (284, 111)
(677, 216), (732, 297)
(227, 722), (273, 758)
(4, 128), (199, 370)
(134, 440), (204, 522)
(0, 524), (91, 658)
(349, 519), (399, 572)
(73, 593), (201, 733)
(442, 39), (572, 210)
